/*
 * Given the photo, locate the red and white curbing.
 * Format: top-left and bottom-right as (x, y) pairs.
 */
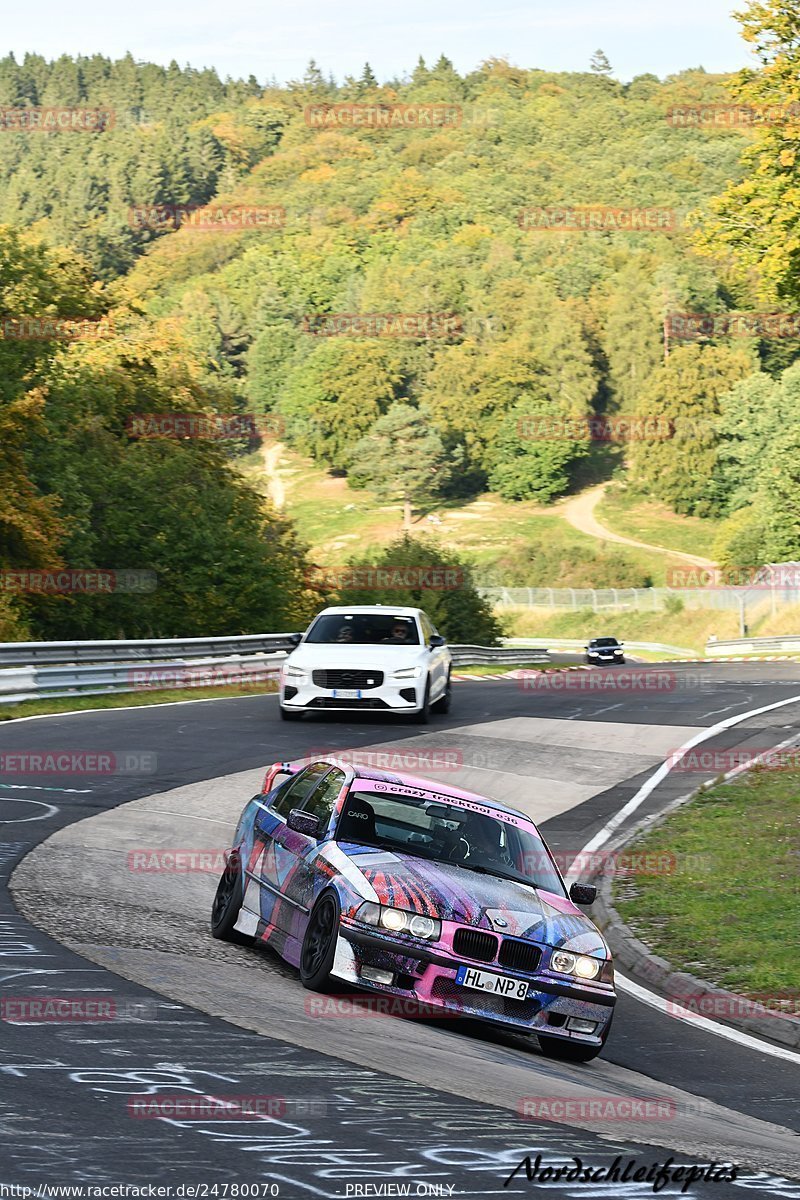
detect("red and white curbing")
(454, 657), (799, 679)
(452, 666), (591, 681)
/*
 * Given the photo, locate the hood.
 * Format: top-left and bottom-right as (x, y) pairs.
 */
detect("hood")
(288, 644), (427, 668)
(340, 844), (607, 956)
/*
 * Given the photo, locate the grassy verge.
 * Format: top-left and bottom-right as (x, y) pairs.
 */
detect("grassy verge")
(499, 605), (734, 654)
(613, 764), (800, 996)
(596, 486), (720, 559)
(0, 683), (279, 722)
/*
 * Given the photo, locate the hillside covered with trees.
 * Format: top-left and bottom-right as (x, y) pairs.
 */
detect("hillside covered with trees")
(2, 0), (800, 638)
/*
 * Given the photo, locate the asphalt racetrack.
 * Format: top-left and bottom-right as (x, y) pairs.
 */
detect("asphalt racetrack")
(2, 660), (800, 1198)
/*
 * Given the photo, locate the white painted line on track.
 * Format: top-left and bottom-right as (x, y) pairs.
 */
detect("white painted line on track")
(0, 691), (279, 726)
(0, 782), (93, 794)
(565, 691), (800, 1062)
(617, 971), (800, 1066)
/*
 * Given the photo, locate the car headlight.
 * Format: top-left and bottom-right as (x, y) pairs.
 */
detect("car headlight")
(550, 950), (601, 980)
(356, 902), (441, 941)
(393, 666), (422, 679)
(283, 665), (307, 679)
(613, 648), (623, 655)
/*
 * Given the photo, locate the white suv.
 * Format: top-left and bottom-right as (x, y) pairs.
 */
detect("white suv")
(279, 605), (452, 722)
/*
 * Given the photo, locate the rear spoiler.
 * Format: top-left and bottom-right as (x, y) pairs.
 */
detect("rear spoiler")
(261, 761), (299, 794)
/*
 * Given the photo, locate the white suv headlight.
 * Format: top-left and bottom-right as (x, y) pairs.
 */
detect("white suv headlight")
(393, 666), (422, 679)
(283, 665), (308, 680)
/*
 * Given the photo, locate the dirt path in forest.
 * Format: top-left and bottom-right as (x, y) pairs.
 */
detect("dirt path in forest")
(262, 442), (286, 509)
(560, 484), (716, 568)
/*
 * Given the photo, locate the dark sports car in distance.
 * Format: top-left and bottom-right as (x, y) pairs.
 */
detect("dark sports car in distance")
(585, 637), (625, 665)
(211, 757), (616, 1062)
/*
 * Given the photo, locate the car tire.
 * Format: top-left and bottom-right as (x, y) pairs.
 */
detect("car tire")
(537, 1017), (612, 1064)
(210, 853), (251, 945)
(280, 706), (303, 721)
(618, 657), (626, 665)
(431, 671), (451, 715)
(300, 891), (341, 991)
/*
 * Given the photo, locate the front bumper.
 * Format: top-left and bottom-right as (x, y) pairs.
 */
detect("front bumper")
(281, 674), (426, 713)
(335, 921), (616, 1046)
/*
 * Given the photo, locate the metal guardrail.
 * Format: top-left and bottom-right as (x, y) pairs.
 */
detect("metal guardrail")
(0, 637), (550, 705)
(705, 635), (800, 656)
(506, 637), (697, 657)
(0, 633), (297, 666)
(448, 646), (548, 666)
(0, 654), (288, 705)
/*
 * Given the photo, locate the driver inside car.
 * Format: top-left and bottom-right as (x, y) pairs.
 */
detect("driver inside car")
(383, 621), (410, 643)
(449, 814), (514, 868)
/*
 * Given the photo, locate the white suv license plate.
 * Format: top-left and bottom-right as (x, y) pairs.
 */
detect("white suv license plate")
(455, 965), (529, 999)
(332, 688), (361, 699)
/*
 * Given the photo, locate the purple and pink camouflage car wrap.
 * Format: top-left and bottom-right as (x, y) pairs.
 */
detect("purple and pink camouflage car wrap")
(224, 759), (615, 1050)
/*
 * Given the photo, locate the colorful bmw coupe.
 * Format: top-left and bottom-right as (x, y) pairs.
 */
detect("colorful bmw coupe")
(211, 757), (616, 1061)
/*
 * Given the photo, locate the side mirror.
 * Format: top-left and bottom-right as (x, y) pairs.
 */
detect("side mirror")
(429, 634), (446, 648)
(287, 633), (302, 647)
(569, 882), (596, 906)
(286, 809), (321, 838)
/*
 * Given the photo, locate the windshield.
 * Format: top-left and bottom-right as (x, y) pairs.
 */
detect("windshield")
(305, 613), (420, 646)
(335, 789), (566, 896)
(593, 638), (619, 647)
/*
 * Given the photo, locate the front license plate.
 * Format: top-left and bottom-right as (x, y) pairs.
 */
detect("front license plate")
(455, 964), (529, 1000)
(332, 688), (361, 699)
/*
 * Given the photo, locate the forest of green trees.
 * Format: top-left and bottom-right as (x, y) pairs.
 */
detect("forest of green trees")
(2, 0), (800, 639)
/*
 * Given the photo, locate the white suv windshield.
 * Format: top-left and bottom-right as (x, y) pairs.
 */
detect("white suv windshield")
(305, 614), (420, 646)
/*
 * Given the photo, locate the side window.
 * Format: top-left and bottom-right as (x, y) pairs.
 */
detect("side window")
(420, 613), (433, 643)
(271, 763), (329, 818)
(301, 768), (346, 828)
